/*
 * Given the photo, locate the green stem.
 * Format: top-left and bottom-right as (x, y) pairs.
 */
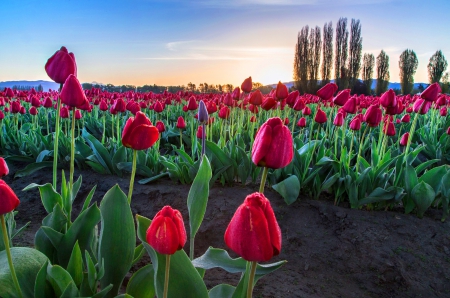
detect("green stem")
(348, 131), (355, 169)
(246, 261), (257, 298)
(355, 125), (370, 175)
(404, 102), (426, 164)
(53, 94), (62, 190)
(259, 167), (269, 193)
(69, 108), (76, 204)
(1, 215), (23, 298)
(116, 114), (120, 144)
(164, 254), (171, 298)
(128, 149), (137, 204)
(179, 130), (183, 148)
(102, 114), (106, 144)
(189, 236), (194, 261)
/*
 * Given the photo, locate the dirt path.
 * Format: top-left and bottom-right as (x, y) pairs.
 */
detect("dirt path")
(4, 163), (450, 298)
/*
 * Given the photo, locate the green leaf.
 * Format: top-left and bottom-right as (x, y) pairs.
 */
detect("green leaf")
(187, 155), (212, 241)
(23, 183), (62, 214)
(136, 214), (151, 243)
(411, 181), (435, 218)
(126, 264), (155, 298)
(46, 263), (78, 297)
(82, 128), (113, 174)
(358, 187), (405, 206)
(0, 247), (48, 298)
(192, 247), (286, 277)
(208, 284), (235, 298)
(81, 185), (97, 213)
(34, 261), (55, 298)
(132, 244), (145, 267)
(272, 175), (300, 205)
(205, 140), (234, 183)
(143, 243), (209, 298)
(14, 161), (53, 178)
(419, 165), (447, 195)
(138, 172), (169, 184)
(98, 185), (136, 297)
(112, 145), (127, 177)
(67, 241), (83, 287)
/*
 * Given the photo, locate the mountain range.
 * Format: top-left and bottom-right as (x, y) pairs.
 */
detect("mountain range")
(1, 80), (429, 93)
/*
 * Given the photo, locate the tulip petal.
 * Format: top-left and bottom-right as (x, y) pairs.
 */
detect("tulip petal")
(264, 124), (293, 169)
(251, 124), (272, 166)
(147, 216), (180, 255)
(125, 125), (159, 150)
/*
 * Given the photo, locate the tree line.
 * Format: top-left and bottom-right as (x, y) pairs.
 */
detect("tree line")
(293, 18), (449, 95)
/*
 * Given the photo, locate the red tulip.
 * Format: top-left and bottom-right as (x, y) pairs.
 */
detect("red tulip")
(196, 126), (205, 139)
(333, 112), (344, 127)
(284, 117), (289, 125)
(43, 97), (53, 108)
(241, 77), (252, 93)
(440, 107), (447, 117)
(302, 106), (311, 116)
(314, 108), (327, 124)
(176, 116), (186, 129)
(153, 101), (164, 113)
(421, 82), (441, 102)
(75, 109), (82, 120)
(187, 96), (198, 110)
(146, 206), (187, 255)
(224, 192), (281, 262)
(31, 96), (41, 107)
(29, 106), (38, 116)
(218, 106), (231, 119)
(261, 97), (277, 111)
(45, 46), (77, 84)
(413, 98), (432, 114)
(400, 132), (409, 146)
(232, 87), (241, 100)
(447, 127), (450, 136)
(380, 89), (397, 108)
(383, 121), (396, 136)
(207, 101), (218, 114)
(250, 115), (257, 122)
(99, 100), (108, 111)
(122, 111), (159, 150)
(249, 90), (263, 106)
(0, 180), (20, 215)
(297, 117), (306, 127)
(156, 120), (165, 133)
(113, 98), (126, 113)
(364, 105), (382, 127)
(333, 89), (350, 106)
(252, 117), (293, 169)
(286, 90), (299, 107)
(349, 116), (361, 131)
(275, 81), (288, 100)
(400, 114), (410, 123)
(248, 104), (259, 114)
(60, 75), (88, 108)
(316, 83), (338, 101)
(293, 98), (305, 111)
(60, 106), (69, 118)
(19, 106), (26, 115)
(10, 101), (21, 114)
(4, 88), (15, 98)
(0, 157), (9, 177)
(342, 97), (357, 114)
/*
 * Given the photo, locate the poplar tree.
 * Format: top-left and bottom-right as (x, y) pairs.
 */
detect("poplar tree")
(428, 50), (448, 84)
(335, 17), (349, 90)
(348, 19), (362, 92)
(376, 50), (390, 95)
(399, 49), (418, 95)
(321, 21), (333, 86)
(362, 53), (375, 95)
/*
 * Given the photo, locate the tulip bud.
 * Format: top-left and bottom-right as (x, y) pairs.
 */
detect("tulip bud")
(421, 82), (441, 102)
(302, 106), (311, 116)
(146, 206), (187, 255)
(241, 77), (252, 93)
(413, 98), (432, 114)
(383, 121), (396, 136)
(60, 75), (88, 108)
(261, 97), (277, 111)
(249, 90), (263, 106)
(297, 117), (306, 127)
(187, 96), (198, 111)
(286, 90), (299, 107)
(380, 89), (397, 108)
(0, 157), (9, 177)
(400, 114), (410, 123)
(250, 115), (257, 122)
(364, 105), (382, 127)
(232, 87), (241, 100)
(314, 108), (327, 124)
(218, 106), (231, 119)
(333, 112), (344, 127)
(0, 180), (20, 215)
(349, 116), (361, 131)
(333, 89), (350, 106)
(196, 126), (205, 139)
(156, 120), (165, 133)
(198, 100), (209, 124)
(45, 46), (77, 84)
(60, 106), (69, 118)
(316, 83), (338, 101)
(342, 97), (357, 114)
(75, 109), (82, 120)
(440, 107), (447, 117)
(275, 81), (288, 100)
(153, 101), (164, 113)
(176, 116), (186, 129)
(293, 98), (306, 111)
(224, 192), (281, 262)
(122, 111), (159, 150)
(399, 132), (409, 146)
(252, 117), (293, 169)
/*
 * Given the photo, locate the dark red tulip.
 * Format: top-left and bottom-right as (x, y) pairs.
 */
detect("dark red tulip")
(421, 82), (441, 102)
(241, 77), (252, 93)
(413, 98), (432, 114)
(10, 101), (21, 114)
(284, 117), (289, 125)
(316, 83), (338, 101)
(45, 46), (77, 84)
(196, 126), (205, 139)
(333, 89), (350, 106)
(156, 120), (165, 133)
(206, 101), (218, 114)
(31, 96), (41, 107)
(113, 98), (126, 113)
(342, 97), (357, 114)
(250, 115), (257, 122)
(447, 127), (450, 135)
(0, 111), (4, 120)
(314, 108), (327, 124)
(224, 192), (281, 262)
(75, 110), (82, 120)
(349, 116), (361, 131)
(302, 106), (311, 116)
(153, 101), (164, 113)
(29, 106), (38, 116)
(382, 120), (395, 136)
(0, 180), (20, 215)
(364, 105), (382, 127)
(401, 114), (410, 123)
(0, 157), (9, 177)
(333, 112), (344, 127)
(261, 97), (277, 111)
(293, 98), (305, 111)
(248, 104), (259, 114)
(218, 106), (231, 119)
(187, 96), (198, 110)
(400, 132), (409, 146)
(440, 107), (447, 117)
(4, 88), (15, 98)
(43, 97), (53, 108)
(297, 117), (306, 127)
(275, 82), (288, 100)
(380, 89), (397, 108)
(249, 90), (263, 106)
(252, 117), (293, 169)
(60, 106), (69, 118)
(176, 116), (186, 129)
(286, 90), (299, 107)
(99, 100), (108, 111)
(122, 111), (159, 150)
(146, 206), (187, 255)
(232, 87), (241, 100)
(60, 75), (88, 108)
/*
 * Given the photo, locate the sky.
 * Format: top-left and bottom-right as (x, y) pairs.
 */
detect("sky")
(1, 0), (449, 88)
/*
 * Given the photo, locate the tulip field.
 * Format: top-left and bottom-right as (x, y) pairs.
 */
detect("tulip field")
(0, 47), (449, 298)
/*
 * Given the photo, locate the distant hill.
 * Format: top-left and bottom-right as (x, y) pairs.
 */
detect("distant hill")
(270, 80), (429, 92)
(0, 80), (59, 92)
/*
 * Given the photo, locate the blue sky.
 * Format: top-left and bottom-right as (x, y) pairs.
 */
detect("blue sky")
(1, 0), (449, 87)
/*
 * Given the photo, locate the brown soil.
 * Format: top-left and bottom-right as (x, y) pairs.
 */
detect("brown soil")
(4, 163), (450, 298)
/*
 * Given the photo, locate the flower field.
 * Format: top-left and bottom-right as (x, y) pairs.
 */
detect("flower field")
(0, 46), (449, 297)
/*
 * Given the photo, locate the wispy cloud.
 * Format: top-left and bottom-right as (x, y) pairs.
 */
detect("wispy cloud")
(193, 0), (392, 7)
(139, 55), (252, 61)
(166, 40), (198, 51)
